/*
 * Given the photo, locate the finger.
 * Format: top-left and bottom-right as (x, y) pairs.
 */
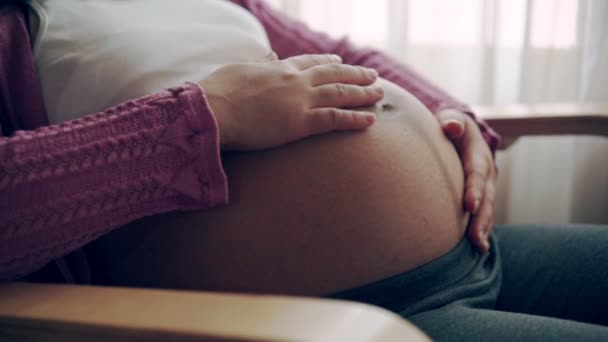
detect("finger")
(467, 215), (486, 253)
(481, 174), (497, 238)
(461, 125), (491, 213)
(436, 109), (466, 140)
(464, 163), (488, 214)
(473, 177), (496, 252)
(486, 217), (495, 246)
(284, 54), (342, 70)
(305, 108), (376, 134)
(467, 196), (494, 253)
(312, 83), (384, 108)
(306, 63), (378, 86)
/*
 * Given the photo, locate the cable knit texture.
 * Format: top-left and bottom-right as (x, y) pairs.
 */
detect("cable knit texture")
(0, 83), (228, 280)
(1, 0), (500, 282)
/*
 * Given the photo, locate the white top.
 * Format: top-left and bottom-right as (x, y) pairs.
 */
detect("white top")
(28, 0), (273, 124)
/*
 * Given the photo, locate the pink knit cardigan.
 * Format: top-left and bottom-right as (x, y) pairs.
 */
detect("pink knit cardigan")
(0, 0), (500, 281)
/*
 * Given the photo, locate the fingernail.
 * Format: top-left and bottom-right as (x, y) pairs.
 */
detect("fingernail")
(473, 198), (480, 213)
(364, 112), (376, 123)
(444, 119), (460, 127)
(331, 54), (342, 62)
(367, 68), (378, 77)
(373, 85), (384, 94)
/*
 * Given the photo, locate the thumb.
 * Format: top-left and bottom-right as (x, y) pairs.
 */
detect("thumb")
(436, 109), (466, 139)
(306, 108), (376, 135)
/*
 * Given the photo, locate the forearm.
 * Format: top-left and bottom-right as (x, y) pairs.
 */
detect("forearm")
(231, 0), (500, 152)
(0, 83), (228, 280)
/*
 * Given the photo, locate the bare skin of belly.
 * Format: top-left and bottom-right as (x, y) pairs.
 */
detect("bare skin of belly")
(87, 79), (469, 296)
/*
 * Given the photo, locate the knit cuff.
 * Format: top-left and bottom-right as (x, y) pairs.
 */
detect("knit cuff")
(179, 82), (229, 208)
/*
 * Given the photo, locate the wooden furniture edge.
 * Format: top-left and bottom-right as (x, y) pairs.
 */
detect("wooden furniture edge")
(473, 103), (608, 148)
(0, 282), (430, 342)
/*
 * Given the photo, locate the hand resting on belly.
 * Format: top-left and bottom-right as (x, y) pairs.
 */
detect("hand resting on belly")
(87, 78), (469, 296)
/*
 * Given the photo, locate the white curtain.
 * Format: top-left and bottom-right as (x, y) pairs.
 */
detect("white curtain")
(267, 0), (608, 225)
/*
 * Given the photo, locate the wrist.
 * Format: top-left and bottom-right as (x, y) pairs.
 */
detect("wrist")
(200, 81), (233, 149)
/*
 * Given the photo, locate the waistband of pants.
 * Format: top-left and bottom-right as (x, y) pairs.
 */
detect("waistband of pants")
(328, 235), (499, 314)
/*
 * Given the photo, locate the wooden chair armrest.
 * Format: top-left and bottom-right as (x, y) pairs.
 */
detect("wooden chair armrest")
(473, 103), (608, 149)
(0, 283), (429, 342)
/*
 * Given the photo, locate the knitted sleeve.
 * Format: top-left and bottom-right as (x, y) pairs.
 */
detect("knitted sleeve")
(0, 82), (228, 280)
(232, 0), (501, 152)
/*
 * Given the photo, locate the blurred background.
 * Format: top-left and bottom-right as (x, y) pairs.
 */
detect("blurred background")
(267, 0), (608, 226)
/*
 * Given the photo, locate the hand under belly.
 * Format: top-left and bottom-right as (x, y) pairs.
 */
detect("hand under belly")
(88, 79), (469, 296)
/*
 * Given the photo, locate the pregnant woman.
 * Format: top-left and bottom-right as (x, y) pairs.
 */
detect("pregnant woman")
(2, 0), (607, 340)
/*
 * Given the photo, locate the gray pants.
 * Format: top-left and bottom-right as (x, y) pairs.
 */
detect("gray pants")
(330, 224), (608, 341)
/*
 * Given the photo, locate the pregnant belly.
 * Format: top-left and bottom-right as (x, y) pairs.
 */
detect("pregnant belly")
(87, 79), (469, 296)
